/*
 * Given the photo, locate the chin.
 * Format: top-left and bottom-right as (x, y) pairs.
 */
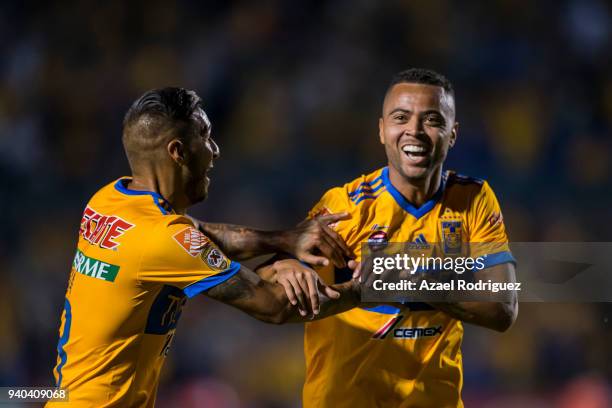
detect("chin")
(400, 165), (430, 181)
(186, 189), (207, 206)
(197, 190), (208, 202)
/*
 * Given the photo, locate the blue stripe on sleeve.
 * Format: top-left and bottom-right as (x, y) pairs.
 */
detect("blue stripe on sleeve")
(361, 305), (401, 314)
(480, 250), (516, 269)
(55, 298), (72, 387)
(348, 176), (383, 196)
(353, 192), (386, 205)
(183, 262), (242, 298)
(349, 180), (384, 199)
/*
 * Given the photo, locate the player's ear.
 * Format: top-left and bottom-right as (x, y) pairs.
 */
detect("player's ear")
(167, 139), (185, 165)
(448, 122), (458, 148)
(378, 118), (385, 145)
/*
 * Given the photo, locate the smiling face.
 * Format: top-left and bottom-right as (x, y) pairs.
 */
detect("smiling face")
(181, 108), (219, 204)
(379, 82), (457, 183)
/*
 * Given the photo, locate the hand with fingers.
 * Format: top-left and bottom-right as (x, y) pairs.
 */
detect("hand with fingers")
(271, 259), (360, 317)
(282, 212), (355, 268)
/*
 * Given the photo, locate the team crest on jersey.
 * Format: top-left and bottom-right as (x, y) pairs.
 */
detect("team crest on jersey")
(173, 227), (210, 257)
(441, 221), (462, 254)
(201, 244), (229, 270)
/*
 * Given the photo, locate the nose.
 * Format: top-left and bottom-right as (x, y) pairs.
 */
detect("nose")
(210, 137), (220, 159)
(405, 115), (425, 135)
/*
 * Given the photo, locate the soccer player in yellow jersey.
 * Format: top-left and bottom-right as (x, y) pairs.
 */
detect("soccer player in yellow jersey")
(291, 68), (519, 407)
(48, 88), (362, 407)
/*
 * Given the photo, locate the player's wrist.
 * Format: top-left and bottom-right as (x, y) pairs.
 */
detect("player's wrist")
(352, 280), (362, 304)
(335, 280), (361, 305)
(235, 228), (287, 256)
(268, 229), (293, 255)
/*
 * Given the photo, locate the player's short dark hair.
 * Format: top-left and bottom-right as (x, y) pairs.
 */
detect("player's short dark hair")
(387, 68), (454, 98)
(123, 87), (204, 129)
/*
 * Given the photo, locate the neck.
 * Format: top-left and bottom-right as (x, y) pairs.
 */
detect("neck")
(128, 171), (188, 214)
(387, 166), (443, 208)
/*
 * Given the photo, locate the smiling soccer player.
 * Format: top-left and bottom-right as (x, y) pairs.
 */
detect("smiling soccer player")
(293, 69), (519, 407)
(47, 88), (362, 408)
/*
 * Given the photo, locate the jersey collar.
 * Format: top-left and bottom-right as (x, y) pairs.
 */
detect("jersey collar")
(114, 178), (174, 215)
(381, 167), (446, 219)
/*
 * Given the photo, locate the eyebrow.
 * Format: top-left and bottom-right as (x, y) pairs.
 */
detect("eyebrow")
(387, 108), (443, 116)
(388, 108), (411, 116)
(421, 109), (443, 116)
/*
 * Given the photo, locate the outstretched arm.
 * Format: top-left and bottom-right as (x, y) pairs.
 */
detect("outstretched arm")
(204, 259), (360, 324)
(190, 213), (353, 266)
(426, 263), (518, 332)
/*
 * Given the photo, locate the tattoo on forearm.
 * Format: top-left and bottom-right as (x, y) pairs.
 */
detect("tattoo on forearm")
(203, 223), (234, 249)
(206, 273), (256, 302)
(201, 223), (260, 257)
(438, 303), (477, 322)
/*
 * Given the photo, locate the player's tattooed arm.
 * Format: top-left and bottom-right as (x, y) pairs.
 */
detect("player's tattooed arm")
(427, 263), (518, 332)
(205, 272), (257, 303)
(190, 213), (353, 267)
(204, 260), (361, 324)
(195, 222), (264, 260)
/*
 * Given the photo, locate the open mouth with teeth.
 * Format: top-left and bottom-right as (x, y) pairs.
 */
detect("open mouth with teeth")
(401, 144), (430, 164)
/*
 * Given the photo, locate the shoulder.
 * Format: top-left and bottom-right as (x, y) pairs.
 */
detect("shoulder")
(87, 178), (125, 204)
(446, 171), (485, 186)
(311, 168), (387, 215)
(444, 170), (491, 198)
(150, 215), (198, 240)
(82, 178), (165, 234)
(144, 215), (217, 261)
(443, 171), (503, 217)
(344, 168), (387, 206)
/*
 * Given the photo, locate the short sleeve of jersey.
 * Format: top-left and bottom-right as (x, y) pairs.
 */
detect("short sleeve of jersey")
(468, 181), (515, 268)
(307, 187), (350, 221)
(138, 216), (241, 298)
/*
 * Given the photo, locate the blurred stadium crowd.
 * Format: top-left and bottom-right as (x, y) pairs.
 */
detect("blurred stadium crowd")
(1, 0), (611, 407)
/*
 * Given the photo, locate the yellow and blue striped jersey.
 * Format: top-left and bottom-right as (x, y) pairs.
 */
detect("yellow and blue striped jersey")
(303, 167), (513, 408)
(48, 178), (240, 408)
